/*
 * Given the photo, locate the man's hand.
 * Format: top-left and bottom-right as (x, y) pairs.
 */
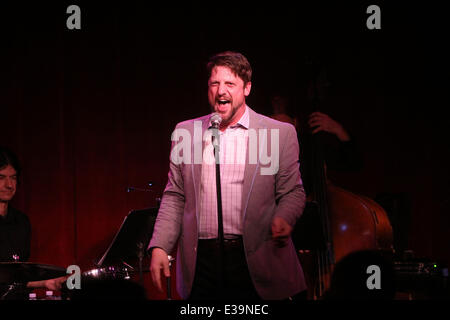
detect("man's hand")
(308, 112), (350, 141)
(27, 276), (68, 290)
(150, 247), (171, 292)
(43, 276), (67, 291)
(271, 217), (293, 247)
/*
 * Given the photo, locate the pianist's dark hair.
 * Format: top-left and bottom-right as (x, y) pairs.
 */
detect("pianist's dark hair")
(0, 146), (22, 180)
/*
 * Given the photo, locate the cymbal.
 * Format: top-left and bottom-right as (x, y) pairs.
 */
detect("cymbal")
(0, 262), (66, 284)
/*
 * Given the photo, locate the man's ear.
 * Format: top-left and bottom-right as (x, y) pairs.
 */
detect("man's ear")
(244, 81), (252, 97)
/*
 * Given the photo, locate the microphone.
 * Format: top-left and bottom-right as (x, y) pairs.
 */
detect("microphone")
(210, 113), (222, 129)
(210, 113), (222, 152)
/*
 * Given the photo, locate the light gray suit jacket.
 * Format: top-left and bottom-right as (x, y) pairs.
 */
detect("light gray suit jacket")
(149, 107), (307, 299)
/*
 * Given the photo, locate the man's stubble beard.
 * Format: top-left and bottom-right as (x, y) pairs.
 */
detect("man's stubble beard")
(212, 101), (245, 127)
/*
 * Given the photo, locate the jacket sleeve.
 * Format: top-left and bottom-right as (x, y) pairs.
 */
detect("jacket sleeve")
(147, 126), (186, 255)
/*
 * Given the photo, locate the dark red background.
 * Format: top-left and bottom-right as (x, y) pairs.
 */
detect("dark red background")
(1, 3), (448, 298)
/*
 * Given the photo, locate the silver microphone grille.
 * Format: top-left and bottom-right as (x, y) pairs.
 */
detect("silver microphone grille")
(210, 113), (222, 128)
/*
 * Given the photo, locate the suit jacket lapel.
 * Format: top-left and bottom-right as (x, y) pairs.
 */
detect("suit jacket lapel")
(192, 117), (211, 222)
(241, 108), (265, 219)
(191, 109), (266, 222)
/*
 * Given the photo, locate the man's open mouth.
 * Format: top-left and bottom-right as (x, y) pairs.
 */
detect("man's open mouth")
(217, 99), (231, 105)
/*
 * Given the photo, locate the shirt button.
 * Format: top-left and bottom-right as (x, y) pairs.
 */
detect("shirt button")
(194, 247), (197, 252)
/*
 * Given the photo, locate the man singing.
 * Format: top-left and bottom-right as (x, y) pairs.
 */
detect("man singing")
(149, 51), (307, 300)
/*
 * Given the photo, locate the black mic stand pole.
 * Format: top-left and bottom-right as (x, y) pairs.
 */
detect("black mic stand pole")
(137, 242), (144, 286)
(166, 255), (175, 300)
(212, 127), (225, 298)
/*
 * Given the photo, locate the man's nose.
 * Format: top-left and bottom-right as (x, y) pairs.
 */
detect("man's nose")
(5, 178), (14, 189)
(217, 83), (227, 95)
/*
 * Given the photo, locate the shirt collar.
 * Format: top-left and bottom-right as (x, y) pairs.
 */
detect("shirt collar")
(209, 105), (249, 130)
(234, 105), (249, 129)
(0, 205), (15, 224)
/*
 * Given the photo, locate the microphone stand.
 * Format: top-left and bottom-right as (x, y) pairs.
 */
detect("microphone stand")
(166, 255), (175, 300)
(211, 126), (225, 297)
(137, 242), (144, 287)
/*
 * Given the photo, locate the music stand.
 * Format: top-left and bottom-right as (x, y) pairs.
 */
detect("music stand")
(96, 207), (158, 277)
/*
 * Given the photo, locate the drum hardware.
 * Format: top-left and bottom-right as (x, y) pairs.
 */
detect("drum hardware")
(393, 258), (449, 298)
(1, 282), (26, 300)
(0, 262), (67, 284)
(82, 264), (133, 281)
(120, 261), (134, 280)
(0, 262), (66, 300)
(394, 261), (443, 276)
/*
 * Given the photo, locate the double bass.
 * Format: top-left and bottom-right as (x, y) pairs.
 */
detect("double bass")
(296, 60), (394, 299)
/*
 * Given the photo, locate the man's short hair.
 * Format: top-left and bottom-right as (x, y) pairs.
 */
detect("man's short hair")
(0, 146), (21, 179)
(207, 51), (252, 85)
